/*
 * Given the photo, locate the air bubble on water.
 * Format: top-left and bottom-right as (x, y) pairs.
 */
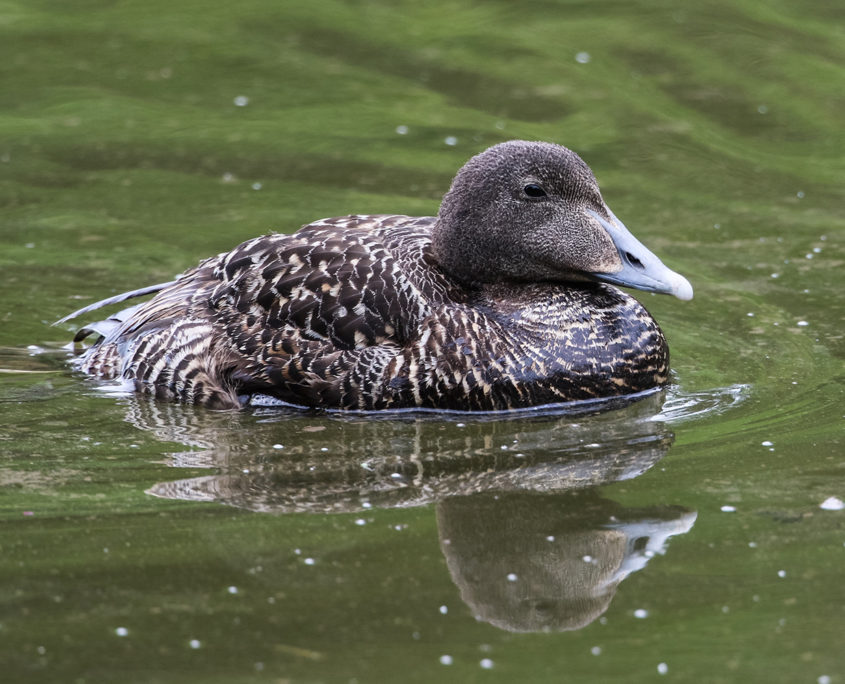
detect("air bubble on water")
(633, 609), (649, 619)
(480, 658), (494, 669)
(234, 95), (249, 107)
(591, 646), (602, 656)
(797, 321), (809, 327)
(444, 136), (458, 146)
(189, 639), (201, 649)
(575, 52), (591, 63)
(757, 104), (768, 114)
(396, 125), (409, 135)
(227, 586), (238, 594)
(506, 573), (518, 582)
(115, 627), (129, 637)
(440, 655), (453, 665)
(796, 191), (805, 198)
(777, 570), (786, 578)
(252, 182), (262, 190)
(304, 557), (315, 566)
(439, 605), (448, 615)
(721, 505), (736, 513)
(761, 441), (773, 447)
(657, 663), (668, 675)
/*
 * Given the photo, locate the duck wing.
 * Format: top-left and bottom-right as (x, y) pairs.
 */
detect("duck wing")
(76, 216), (447, 409)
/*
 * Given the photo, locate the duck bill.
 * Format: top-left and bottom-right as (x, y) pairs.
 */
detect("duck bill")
(587, 209), (693, 301)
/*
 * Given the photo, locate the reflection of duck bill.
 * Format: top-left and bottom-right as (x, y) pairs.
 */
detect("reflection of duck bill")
(437, 491), (696, 633)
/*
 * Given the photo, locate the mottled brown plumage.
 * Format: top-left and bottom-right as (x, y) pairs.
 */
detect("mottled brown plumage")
(64, 141), (692, 411)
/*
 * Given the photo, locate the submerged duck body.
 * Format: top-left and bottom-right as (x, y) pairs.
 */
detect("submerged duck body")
(65, 141), (692, 411)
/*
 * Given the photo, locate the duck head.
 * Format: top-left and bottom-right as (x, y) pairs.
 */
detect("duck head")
(432, 140), (693, 301)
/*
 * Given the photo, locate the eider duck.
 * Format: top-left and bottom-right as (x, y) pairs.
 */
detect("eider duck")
(60, 141), (693, 411)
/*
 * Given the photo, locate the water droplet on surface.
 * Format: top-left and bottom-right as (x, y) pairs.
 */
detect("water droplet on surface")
(591, 646), (602, 656)
(251, 182), (262, 190)
(796, 191), (805, 198)
(480, 658), (494, 669)
(233, 95), (249, 107)
(439, 605), (448, 614)
(657, 662), (668, 675)
(115, 627), (129, 637)
(575, 51), (591, 63)
(633, 609), (649, 619)
(757, 104), (768, 114)
(444, 136), (458, 146)
(304, 557), (315, 566)
(797, 320), (809, 327)
(761, 441), (773, 447)
(439, 655), (453, 665)
(818, 676), (831, 684)
(721, 505), (737, 513)
(395, 125), (409, 135)
(506, 573), (518, 582)
(189, 639), (201, 649)
(777, 570), (786, 578)
(355, 518), (366, 526)
(227, 586), (238, 594)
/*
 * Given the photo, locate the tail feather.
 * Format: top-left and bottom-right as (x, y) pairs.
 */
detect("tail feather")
(55, 281), (178, 326)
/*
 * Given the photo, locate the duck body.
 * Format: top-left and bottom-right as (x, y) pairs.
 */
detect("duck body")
(67, 141), (690, 411)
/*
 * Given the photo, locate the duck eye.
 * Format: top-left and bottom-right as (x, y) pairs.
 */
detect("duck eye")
(523, 183), (547, 198)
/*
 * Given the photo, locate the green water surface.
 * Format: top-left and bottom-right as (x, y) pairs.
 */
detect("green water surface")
(1, 1), (843, 682)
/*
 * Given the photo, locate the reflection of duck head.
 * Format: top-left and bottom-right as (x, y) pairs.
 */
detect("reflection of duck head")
(437, 491), (696, 632)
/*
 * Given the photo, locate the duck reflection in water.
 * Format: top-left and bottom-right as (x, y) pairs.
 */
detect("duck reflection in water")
(438, 491), (694, 632)
(125, 390), (695, 632)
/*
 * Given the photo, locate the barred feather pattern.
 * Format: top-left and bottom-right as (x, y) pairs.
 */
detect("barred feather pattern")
(76, 214), (668, 410)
